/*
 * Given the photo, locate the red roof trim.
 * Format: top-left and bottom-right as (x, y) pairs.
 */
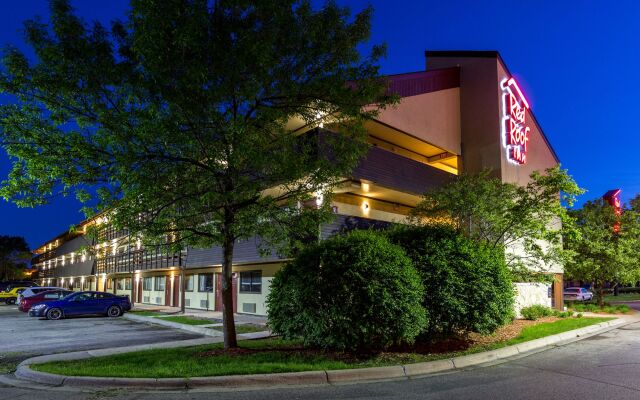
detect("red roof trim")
(385, 67), (460, 98)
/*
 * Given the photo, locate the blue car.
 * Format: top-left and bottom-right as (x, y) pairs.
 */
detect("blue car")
(30, 291), (132, 320)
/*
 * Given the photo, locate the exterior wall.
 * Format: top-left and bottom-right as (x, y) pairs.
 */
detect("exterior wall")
(513, 282), (552, 317)
(376, 87), (461, 154)
(235, 263), (281, 316)
(184, 269), (216, 310)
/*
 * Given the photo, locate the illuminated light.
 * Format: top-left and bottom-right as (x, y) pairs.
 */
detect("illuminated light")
(81, 252), (87, 262)
(500, 77), (531, 165)
(81, 277), (85, 283)
(361, 201), (370, 212)
(61, 255), (65, 266)
(361, 182), (370, 192)
(315, 192), (324, 207)
(136, 238), (142, 250)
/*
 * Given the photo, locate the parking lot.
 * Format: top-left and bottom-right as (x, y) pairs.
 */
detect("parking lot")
(0, 305), (201, 358)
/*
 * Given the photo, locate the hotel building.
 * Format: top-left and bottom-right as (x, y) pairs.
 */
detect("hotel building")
(32, 51), (564, 316)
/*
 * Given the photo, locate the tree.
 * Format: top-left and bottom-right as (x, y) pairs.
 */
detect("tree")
(409, 167), (584, 280)
(564, 198), (640, 306)
(0, 236), (31, 281)
(0, 0), (393, 349)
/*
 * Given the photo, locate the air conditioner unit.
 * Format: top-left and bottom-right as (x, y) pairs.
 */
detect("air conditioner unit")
(242, 303), (257, 314)
(185, 299), (190, 307)
(200, 299), (208, 309)
(143, 296), (150, 303)
(155, 297), (162, 304)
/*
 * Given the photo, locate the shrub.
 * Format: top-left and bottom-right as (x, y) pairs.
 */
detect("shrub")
(576, 313), (583, 318)
(520, 304), (554, 320)
(386, 225), (514, 336)
(585, 304), (599, 312)
(267, 230), (426, 352)
(615, 304), (631, 313)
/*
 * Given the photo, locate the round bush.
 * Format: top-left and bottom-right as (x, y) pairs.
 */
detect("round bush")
(267, 230), (426, 352)
(386, 225), (514, 336)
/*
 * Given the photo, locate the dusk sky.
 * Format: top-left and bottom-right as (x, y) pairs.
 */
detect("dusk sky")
(1, 0), (639, 249)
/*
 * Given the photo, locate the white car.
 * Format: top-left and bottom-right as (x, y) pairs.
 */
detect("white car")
(16, 286), (66, 306)
(563, 287), (593, 301)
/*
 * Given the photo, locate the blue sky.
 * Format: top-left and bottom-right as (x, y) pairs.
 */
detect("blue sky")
(1, 0), (639, 248)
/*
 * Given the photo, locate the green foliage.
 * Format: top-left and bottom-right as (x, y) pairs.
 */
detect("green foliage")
(576, 313), (583, 318)
(570, 303), (630, 314)
(267, 230), (426, 352)
(520, 304), (555, 320)
(0, 235), (31, 281)
(410, 167), (584, 280)
(386, 224), (514, 336)
(564, 197), (640, 306)
(0, 0), (395, 348)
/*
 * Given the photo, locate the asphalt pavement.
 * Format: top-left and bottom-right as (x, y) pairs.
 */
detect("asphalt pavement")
(2, 318), (640, 399)
(0, 304), (200, 357)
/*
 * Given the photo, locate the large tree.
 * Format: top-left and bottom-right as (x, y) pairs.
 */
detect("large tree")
(0, 0), (393, 348)
(410, 167), (584, 280)
(564, 198), (640, 306)
(0, 235), (31, 281)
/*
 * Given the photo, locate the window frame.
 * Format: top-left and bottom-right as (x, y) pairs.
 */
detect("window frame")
(185, 275), (194, 292)
(142, 277), (152, 291)
(239, 270), (262, 294)
(198, 274), (213, 293)
(155, 276), (166, 291)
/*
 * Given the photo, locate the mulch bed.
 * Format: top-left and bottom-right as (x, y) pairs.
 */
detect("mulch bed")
(197, 317), (558, 360)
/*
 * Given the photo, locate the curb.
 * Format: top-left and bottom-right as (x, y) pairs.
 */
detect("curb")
(14, 316), (636, 391)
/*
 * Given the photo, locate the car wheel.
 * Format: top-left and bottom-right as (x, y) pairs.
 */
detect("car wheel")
(107, 305), (122, 318)
(6, 298), (15, 305)
(46, 308), (64, 320)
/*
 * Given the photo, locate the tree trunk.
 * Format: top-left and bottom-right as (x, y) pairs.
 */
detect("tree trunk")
(180, 257), (186, 314)
(221, 232), (238, 349)
(613, 282), (619, 296)
(597, 286), (605, 308)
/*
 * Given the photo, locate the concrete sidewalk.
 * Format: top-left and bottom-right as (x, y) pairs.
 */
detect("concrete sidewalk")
(12, 315), (639, 391)
(130, 303), (267, 325)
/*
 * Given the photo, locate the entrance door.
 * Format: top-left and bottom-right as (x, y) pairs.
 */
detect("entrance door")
(164, 276), (171, 305)
(172, 275), (180, 307)
(136, 279), (142, 303)
(214, 273), (237, 313)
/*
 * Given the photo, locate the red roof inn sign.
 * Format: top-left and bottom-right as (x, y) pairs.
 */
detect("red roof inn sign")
(501, 77), (530, 165)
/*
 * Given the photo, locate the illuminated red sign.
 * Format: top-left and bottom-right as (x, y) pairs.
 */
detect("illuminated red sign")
(501, 77), (530, 165)
(603, 189), (622, 233)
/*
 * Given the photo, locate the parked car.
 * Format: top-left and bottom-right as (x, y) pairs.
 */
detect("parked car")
(0, 287), (27, 305)
(31, 291), (131, 320)
(564, 287), (594, 301)
(0, 281), (37, 292)
(20, 289), (73, 313)
(16, 286), (66, 307)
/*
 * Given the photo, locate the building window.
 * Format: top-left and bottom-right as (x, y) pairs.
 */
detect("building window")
(116, 279), (123, 290)
(186, 275), (194, 292)
(124, 278), (132, 290)
(155, 276), (166, 291)
(240, 271), (262, 294)
(106, 278), (113, 290)
(198, 274), (213, 292)
(143, 277), (152, 291)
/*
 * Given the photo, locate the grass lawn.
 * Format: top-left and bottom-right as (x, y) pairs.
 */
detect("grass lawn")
(156, 315), (215, 325)
(32, 317), (612, 378)
(604, 293), (640, 302)
(128, 310), (163, 316)
(208, 324), (267, 334)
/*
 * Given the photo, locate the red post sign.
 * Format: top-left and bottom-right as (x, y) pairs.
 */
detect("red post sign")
(603, 189), (622, 233)
(501, 77), (530, 165)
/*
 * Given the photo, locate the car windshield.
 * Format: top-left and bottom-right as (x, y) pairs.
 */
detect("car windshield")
(565, 289), (580, 293)
(62, 292), (79, 301)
